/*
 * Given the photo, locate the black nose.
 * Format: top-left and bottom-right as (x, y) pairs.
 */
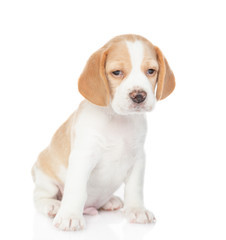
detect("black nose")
(129, 90), (147, 103)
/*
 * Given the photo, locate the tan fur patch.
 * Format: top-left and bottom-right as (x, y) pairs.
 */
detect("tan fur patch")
(36, 113), (74, 182)
(141, 41), (159, 90)
(155, 46), (175, 100)
(35, 101), (88, 182)
(106, 40), (132, 97)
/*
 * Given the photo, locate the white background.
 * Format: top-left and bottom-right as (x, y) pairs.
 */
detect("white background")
(0, 0), (226, 239)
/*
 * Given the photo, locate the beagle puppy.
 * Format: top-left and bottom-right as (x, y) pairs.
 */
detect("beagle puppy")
(32, 34), (175, 231)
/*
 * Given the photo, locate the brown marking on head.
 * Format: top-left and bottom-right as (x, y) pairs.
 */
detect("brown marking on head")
(105, 40), (132, 97)
(141, 41), (159, 91)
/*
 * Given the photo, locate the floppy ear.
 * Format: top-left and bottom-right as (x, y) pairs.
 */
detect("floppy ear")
(78, 48), (110, 106)
(155, 46), (175, 100)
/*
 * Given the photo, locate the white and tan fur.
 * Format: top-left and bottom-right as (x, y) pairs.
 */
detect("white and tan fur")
(32, 34), (175, 231)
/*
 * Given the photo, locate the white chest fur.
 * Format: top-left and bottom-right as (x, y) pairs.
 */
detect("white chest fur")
(70, 101), (147, 208)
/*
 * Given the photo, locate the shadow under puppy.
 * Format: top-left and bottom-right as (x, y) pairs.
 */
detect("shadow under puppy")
(32, 34), (175, 231)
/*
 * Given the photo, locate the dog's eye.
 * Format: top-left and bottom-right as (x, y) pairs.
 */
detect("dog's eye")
(147, 69), (155, 75)
(112, 70), (123, 76)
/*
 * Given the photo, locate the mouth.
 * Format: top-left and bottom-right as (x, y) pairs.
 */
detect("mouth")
(130, 102), (145, 110)
(129, 104), (153, 113)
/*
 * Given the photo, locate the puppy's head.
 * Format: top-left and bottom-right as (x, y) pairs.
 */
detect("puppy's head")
(78, 34), (175, 115)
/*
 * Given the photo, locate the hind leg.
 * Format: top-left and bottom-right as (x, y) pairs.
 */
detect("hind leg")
(33, 166), (61, 218)
(100, 196), (123, 211)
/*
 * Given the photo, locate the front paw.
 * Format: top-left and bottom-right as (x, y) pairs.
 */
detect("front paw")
(53, 212), (86, 231)
(124, 207), (156, 224)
